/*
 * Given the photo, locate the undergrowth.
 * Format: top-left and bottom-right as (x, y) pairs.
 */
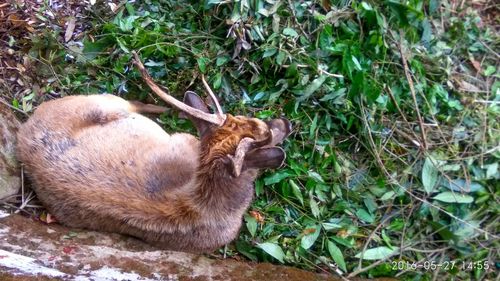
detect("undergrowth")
(3, 0), (499, 280)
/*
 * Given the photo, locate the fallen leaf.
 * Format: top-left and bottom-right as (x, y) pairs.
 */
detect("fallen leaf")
(337, 229), (349, 238)
(7, 14), (23, 28)
(65, 18), (76, 42)
(249, 210), (264, 223)
(459, 80), (481, 92)
(469, 58), (482, 74)
(303, 228), (317, 235)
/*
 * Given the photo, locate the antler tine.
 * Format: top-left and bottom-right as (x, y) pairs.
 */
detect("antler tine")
(132, 51), (225, 126)
(201, 74), (224, 117)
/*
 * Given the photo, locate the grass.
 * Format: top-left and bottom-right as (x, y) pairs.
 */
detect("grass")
(2, 0), (499, 280)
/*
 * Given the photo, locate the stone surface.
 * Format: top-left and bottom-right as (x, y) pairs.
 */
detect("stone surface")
(0, 213), (351, 281)
(0, 104), (21, 200)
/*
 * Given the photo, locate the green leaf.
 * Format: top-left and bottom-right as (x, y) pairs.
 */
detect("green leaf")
(289, 180), (304, 206)
(245, 215), (257, 237)
(309, 196), (320, 218)
(262, 48), (277, 58)
(282, 28), (299, 38)
(381, 230), (392, 248)
(257, 242), (285, 263)
(300, 225), (321, 250)
(432, 191), (474, 204)
(307, 170), (324, 183)
(115, 38), (130, 53)
(380, 191), (395, 201)
(332, 236), (354, 248)
(309, 113), (318, 139)
(297, 75), (327, 101)
(235, 241), (258, 261)
(327, 241), (347, 272)
(264, 170), (292, 185)
(429, 221), (456, 241)
(216, 55), (230, 66)
(356, 209), (374, 223)
(355, 246), (399, 260)
(351, 56), (362, 71)
(196, 57), (210, 73)
(213, 73), (222, 89)
(484, 65), (496, 76)
(322, 222), (342, 231)
(440, 179), (483, 193)
(276, 51), (286, 65)
(363, 197), (377, 213)
(361, 2), (373, 11)
(422, 157), (438, 193)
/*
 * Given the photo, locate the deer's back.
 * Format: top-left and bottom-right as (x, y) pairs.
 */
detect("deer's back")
(17, 95), (200, 229)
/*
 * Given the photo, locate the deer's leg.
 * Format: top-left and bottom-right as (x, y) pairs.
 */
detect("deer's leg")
(129, 101), (168, 114)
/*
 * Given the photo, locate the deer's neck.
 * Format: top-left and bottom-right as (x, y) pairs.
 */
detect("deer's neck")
(191, 156), (256, 219)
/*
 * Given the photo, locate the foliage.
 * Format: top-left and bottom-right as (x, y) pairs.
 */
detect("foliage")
(9, 0), (499, 279)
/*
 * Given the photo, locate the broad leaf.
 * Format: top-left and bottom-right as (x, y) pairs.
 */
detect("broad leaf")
(296, 75), (327, 101)
(244, 215), (257, 237)
(440, 179), (483, 193)
(355, 246), (399, 260)
(432, 192), (474, 204)
(289, 180), (304, 206)
(257, 242), (285, 263)
(264, 170), (292, 185)
(356, 209), (374, 223)
(422, 157), (438, 193)
(327, 241), (346, 272)
(309, 196), (320, 218)
(301, 225), (321, 250)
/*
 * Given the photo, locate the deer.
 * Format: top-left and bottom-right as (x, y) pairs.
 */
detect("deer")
(16, 52), (291, 253)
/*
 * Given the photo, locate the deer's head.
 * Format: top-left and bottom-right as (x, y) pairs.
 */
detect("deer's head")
(133, 52), (291, 178)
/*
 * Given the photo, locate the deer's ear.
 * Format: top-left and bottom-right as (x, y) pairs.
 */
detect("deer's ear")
(242, 147), (286, 172)
(265, 118), (292, 146)
(182, 91), (211, 136)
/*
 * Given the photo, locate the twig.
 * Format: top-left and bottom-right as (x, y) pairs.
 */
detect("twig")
(319, 69), (344, 78)
(398, 30), (428, 151)
(404, 247), (451, 253)
(474, 100), (500, 104)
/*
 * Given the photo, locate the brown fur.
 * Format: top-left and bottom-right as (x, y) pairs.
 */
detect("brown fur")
(16, 94), (290, 253)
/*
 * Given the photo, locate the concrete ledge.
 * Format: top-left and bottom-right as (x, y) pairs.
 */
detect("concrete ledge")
(0, 213), (345, 281)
